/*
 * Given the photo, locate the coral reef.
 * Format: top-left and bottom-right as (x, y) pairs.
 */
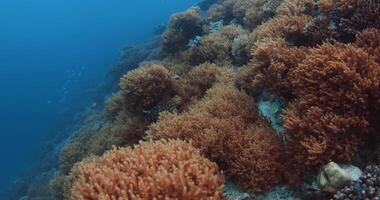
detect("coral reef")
(22, 0), (380, 199)
(174, 63), (235, 111)
(317, 0), (380, 42)
(283, 43), (380, 183)
(236, 38), (308, 98)
(253, 14), (311, 45)
(71, 139), (225, 199)
(355, 28), (380, 131)
(148, 84), (285, 192)
(119, 64), (174, 112)
(186, 25), (248, 65)
(161, 7), (205, 54)
(207, 0), (282, 29)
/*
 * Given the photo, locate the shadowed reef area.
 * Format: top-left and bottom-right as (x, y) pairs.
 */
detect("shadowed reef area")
(6, 0), (380, 199)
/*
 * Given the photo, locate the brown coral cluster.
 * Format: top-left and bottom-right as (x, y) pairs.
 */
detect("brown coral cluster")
(283, 43), (380, 182)
(186, 25), (248, 65)
(207, 0), (282, 29)
(355, 28), (380, 131)
(119, 64), (174, 112)
(252, 0), (313, 44)
(237, 38), (308, 97)
(317, 0), (380, 40)
(71, 139), (225, 200)
(161, 7), (205, 53)
(148, 84), (285, 192)
(174, 63), (235, 111)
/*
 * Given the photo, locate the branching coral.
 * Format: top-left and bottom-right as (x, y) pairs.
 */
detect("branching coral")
(169, 7), (205, 38)
(207, 0), (235, 23)
(148, 84), (285, 192)
(355, 28), (380, 131)
(236, 38), (308, 98)
(187, 25), (247, 65)
(161, 7), (205, 53)
(251, 0), (314, 45)
(317, 0), (380, 41)
(318, 0), (356, 14)
(339, 0), (380, 34)
(303, 15), (338, 45)
(276, 0), (313, 16)
(284, 103), (364, 177)
(71, 139), (225, 200)
(174, 63), (235, 111)
(355, 28), (380, 64)
(231, 34), (250, 65)
(119, 64), (174, 112)
(289, 43), (379, 113)
(283, 43), (380, 183)
(207, 0), (282, 29)
(253, 14), (311, 45)
(161, 29), (188, 53)
(224, 125), (285, 192)
(189, 33), (231, 65)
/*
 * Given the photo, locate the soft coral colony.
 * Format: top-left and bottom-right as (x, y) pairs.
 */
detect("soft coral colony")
(51, 0), (380, 199)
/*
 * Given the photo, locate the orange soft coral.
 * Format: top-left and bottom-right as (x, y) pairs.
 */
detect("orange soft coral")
(148, 84), (285, 192)
(318, 0), (356, 14)
(276, 0), (314, 16)
(236, 38), (308, 98)
(289, 43), (380, 112)
(119, 64), (174, 112)
(161, 7), (205, 53)
(175, 63), (235, 111)
(284, 103), (364, 182)
(340, 0), (380, 33)
(253, 14), (311, 44)
(207, 0), (281, 29)
(355, 28), (380, 130)
(252, 0), (314, 45)
(71, 139), (225, 200)
(355, 28), (380, 64)
(318, 0), (380, 36)
(187, 25), (247, 65)
(207, 0), (235, 23)
(283, 43), (380, 183)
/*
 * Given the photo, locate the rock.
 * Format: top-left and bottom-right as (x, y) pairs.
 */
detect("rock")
(341, 164), (363, 181)
(224, 182), (255, 200)
(257, 91), (285, 133)
(318, 162), (352, 193)
(257, 186), (301, 200)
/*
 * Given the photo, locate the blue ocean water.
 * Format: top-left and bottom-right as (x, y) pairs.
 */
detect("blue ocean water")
(0, 0), (199, 193)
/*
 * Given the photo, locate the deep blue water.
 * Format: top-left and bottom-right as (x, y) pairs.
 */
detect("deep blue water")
(0, 0), (198, 191)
